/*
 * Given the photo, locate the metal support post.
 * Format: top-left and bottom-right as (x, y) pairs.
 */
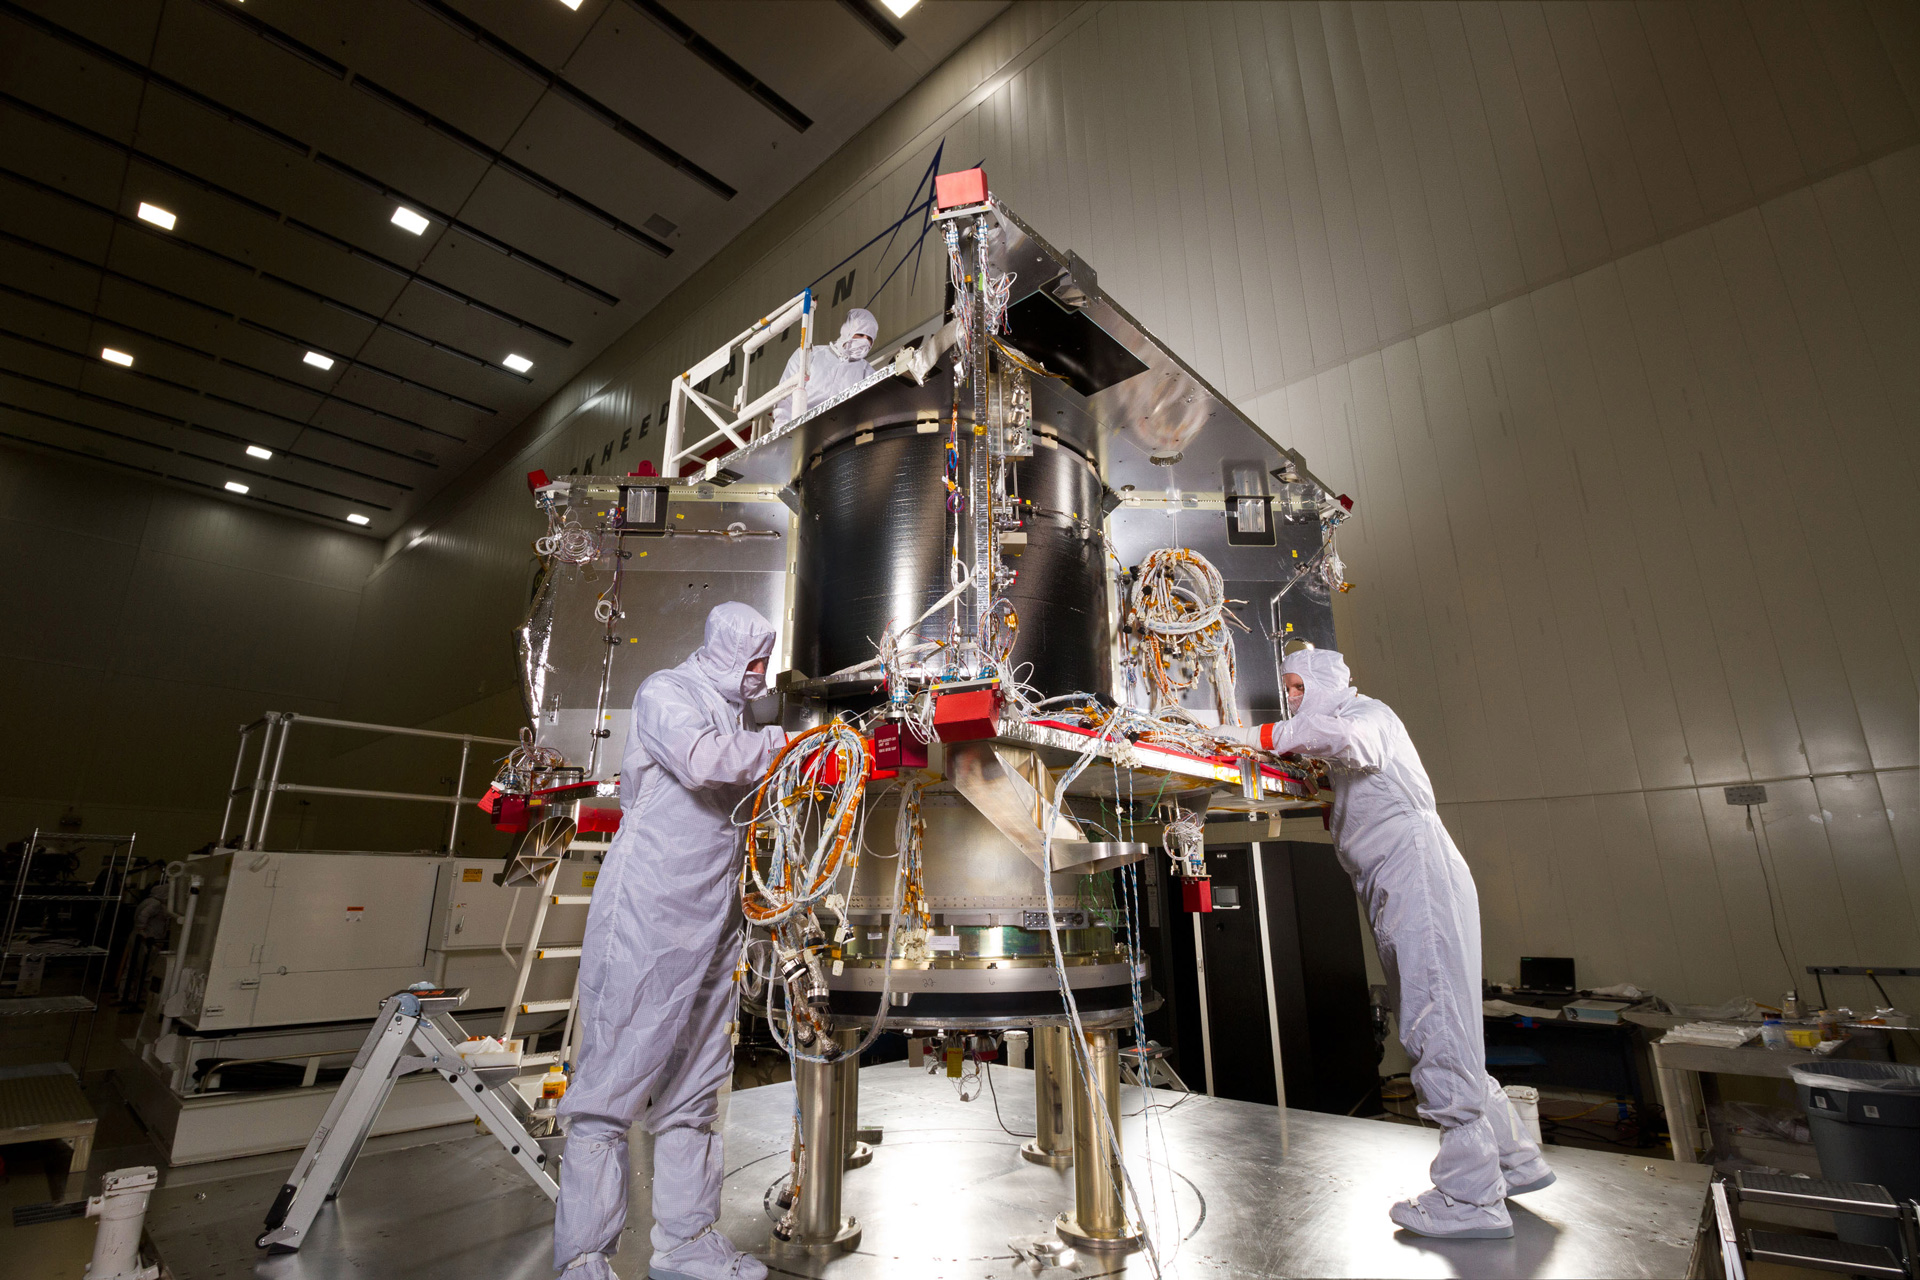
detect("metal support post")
(776, 1042), (860, 1254)
(1249, 842), (1290, 1153)
(255, 712), (293, 849)
(218, 718), (264, 847)
(1022, 1024), (1073, 1168)
(836, 1027), (872, 1169)
(1056, 1028), (1142, 1253)
(240, 715), (278, 849)
(446, 738), (471, 853)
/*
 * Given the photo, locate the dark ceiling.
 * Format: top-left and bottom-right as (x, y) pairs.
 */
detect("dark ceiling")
(0, 0), (1003, 534)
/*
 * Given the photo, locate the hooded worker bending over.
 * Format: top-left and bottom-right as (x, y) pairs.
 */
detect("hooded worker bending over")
(1229, 647), (1552, 1240)
(555, 602), (788, 1280)
(770, 307), (880, 427)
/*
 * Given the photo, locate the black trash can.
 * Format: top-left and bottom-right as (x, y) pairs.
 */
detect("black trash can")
(1791, 1060), (1920, 1255)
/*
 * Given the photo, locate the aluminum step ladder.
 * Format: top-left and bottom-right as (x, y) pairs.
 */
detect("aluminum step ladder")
(1708, 1170), (1919, 1280)
(256, 985), (558, 1254)
(498, 830), (608, 1084)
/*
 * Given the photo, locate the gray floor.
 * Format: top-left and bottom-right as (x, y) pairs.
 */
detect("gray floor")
(145, 1060), (1710, 1279)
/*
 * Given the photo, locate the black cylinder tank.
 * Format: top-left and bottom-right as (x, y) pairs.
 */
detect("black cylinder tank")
(792, 425), (1111, 699)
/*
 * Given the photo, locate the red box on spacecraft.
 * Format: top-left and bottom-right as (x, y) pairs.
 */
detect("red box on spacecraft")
(932, 688), (1002, 742)
(934, 167), (989, 211)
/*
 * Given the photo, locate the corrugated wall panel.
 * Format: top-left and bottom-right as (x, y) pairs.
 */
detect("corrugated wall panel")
(325, 0), (1919, 1004)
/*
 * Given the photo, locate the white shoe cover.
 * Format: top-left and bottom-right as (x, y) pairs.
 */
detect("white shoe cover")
(1389, 1187), (1514, 1239)
(560, 1253), (619, 1280)
(647, 1227), (767, 1280)
(1504, 1156), (1555, 1196)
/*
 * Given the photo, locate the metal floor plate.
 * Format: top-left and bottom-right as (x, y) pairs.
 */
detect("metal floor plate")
(145, 1061), (1708, 1279)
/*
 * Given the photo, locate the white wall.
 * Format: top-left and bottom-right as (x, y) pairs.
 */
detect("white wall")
(347, 0), (1919, 1008)
(0, 441), (381, 859)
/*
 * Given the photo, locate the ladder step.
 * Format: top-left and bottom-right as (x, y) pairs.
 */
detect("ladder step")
(1736, 1172), (1901, 1219)
(552, 894), (592, 906)
(1746, 1230), (1907, 1278)
(520, 999), (574, 1013)
(535, 946), (583, 959)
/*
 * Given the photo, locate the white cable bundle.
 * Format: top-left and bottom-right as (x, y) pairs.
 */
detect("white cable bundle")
(534, 521), (599, 565)
(737, 722), (868, 931)
(1128, 547), (1241, 724)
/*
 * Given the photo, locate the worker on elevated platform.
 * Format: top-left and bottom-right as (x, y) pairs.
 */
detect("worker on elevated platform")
(1229, 647), (1553, 1240)
(770, 306), (879, 427)
(555, 602), (788, 1280)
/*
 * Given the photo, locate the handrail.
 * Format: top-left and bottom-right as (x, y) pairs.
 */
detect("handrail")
(216, 711), (516, 853)
(278, 714), (518, 746)
(661, 288), (813, 480)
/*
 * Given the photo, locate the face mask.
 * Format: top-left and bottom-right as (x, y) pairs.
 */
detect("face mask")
(1285, 681), (1305, 718)
(741, 665), (768, 701)
(843, 336), (872, 361)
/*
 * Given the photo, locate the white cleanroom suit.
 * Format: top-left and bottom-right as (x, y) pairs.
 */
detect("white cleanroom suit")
(554, 602), (788, 1280)
(770, 307), (880, 427)
(1235, 648), (1551, 1239)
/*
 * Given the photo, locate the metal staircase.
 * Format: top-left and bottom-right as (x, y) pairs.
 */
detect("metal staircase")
(1711, 1170), (1917, 1280)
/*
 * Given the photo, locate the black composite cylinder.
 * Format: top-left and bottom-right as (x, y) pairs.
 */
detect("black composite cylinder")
(792, 425), (1111, 699)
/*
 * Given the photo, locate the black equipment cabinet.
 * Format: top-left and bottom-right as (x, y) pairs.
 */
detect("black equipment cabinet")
(1143, 839), (1381, 1117)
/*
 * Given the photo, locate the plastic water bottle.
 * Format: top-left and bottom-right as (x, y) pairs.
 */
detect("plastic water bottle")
(1760, 1018), (1790, 1051)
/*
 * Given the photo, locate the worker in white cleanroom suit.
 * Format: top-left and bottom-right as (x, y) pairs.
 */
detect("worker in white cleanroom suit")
(554, 602), (788, 1280)
(1230, 648), (1552, 1239)
(770, 306), (880, 426)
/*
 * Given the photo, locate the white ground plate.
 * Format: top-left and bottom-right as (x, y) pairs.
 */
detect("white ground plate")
(144, 1060), (1708, 1278)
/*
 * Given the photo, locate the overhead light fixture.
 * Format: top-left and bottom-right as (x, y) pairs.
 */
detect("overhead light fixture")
(101, 347), (134, 367)
(502, 353), (534, 374)
(136, 202), (177, 231)
(881, 0), (919, 15)
(224, 481), (250, 494)
(346, 513), (371, 526)
(557, 0), (583, 9)
(245, 444), (273, 460)
(390, 206), (431, 235)
(303, 351), (335, 370)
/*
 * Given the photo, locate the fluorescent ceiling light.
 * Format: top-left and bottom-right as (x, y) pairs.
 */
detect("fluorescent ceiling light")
(390, 206), (430, 235)
(557, 0), (583, 9)
(346, 513), (371, 526)
(101, 347), (134, 367)
(502, 353), (534, 374)
(245, 444), (273, 460)
(224, 481), (250, 494)
(881, 0), (919, 15)
(136, 202), (177, 231)
(303, 351), (335, 370)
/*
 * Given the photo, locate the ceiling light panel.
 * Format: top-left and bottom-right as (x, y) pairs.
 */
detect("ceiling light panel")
(100, 347), (134, 367)
(502, 353), (534, 373)
(245, 445), (273, 460)
(557, 0), (583, 9)
(303, 351), (335, 370)
(136, 202), (177, 230)
(347, 513), (371, 526)
(224, 481), (250, 494)
(390, 206), (431, 235)
(882, 0), (920, 15)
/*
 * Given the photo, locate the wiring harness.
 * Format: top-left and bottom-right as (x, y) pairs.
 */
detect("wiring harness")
(1127, 548), (1245, 725)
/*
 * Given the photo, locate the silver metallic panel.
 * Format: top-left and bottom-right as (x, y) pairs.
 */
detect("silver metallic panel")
(144, 1061), (1711, 1280)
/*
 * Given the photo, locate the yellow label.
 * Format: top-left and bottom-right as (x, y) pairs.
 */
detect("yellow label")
(945, 1044), (963, 1078)
(582, 871), (598, 888)
(462, 868), (483, 883)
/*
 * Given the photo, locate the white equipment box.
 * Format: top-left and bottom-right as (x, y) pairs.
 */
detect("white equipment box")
(173, 851), (594, 1033)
